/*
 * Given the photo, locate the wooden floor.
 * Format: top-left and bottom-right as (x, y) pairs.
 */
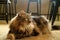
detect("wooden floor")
(0, 20), (60, 40)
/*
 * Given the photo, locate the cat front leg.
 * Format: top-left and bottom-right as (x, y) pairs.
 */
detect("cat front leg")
(7, 33), (15, 40)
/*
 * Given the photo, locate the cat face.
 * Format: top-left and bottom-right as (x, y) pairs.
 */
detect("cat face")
(16, 10), (34, 34)
(39, 16), (48, 26)
(17, 10), (32, 25)
(38, 16), (51, 34)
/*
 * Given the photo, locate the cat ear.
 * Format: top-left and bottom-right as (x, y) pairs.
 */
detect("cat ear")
(20, 10), (26, 14)
(17, 10), (26, 16)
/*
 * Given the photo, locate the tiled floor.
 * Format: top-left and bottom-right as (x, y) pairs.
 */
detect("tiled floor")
(0, 20), (60, 40)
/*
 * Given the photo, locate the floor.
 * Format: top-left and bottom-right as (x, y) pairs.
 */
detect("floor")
(0, 20), (60, 40)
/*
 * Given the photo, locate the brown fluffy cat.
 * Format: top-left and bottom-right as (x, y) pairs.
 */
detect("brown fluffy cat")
(7, 10), (41, 40)
(33, 16), (51, 34)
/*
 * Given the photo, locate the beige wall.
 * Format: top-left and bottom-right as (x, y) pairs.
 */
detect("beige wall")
(0, 0), (53, 14)
(16, 0), (60, 20)
(16, 0), (49, 14)
(0, 0), (60, 20)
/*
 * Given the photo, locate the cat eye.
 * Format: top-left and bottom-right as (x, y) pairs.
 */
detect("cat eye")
(43, 21), (47, 24)
(25, 19), (28, 21)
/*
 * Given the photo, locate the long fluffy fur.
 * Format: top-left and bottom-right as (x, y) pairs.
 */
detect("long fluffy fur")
(7, 10), (41, 40)
(33, 16), (51, 34)
(7, 10), (51, 40)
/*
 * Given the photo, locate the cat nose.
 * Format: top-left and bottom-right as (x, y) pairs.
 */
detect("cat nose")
(29, 21), (31, 23)
(18, 30), (24, 34)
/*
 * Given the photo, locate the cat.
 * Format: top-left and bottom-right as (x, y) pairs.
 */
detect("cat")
(33, 16), (51, 34)
(7, 10), (41, 40)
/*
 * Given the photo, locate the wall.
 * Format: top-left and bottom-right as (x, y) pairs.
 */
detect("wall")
(0, 0), (60, 20)
(16, 0), (49, 14)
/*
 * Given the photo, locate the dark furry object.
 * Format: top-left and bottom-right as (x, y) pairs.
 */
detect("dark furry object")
(7, 10), (41, 40)
(33, 16), (51, 34)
